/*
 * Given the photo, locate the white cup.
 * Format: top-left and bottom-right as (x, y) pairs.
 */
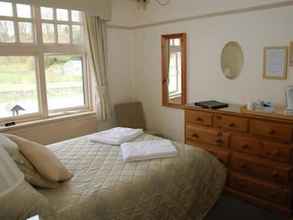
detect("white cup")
(247, 102), (255, 111)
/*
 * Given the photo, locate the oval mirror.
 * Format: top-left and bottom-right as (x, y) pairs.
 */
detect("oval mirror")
(221, 41), (244, 80)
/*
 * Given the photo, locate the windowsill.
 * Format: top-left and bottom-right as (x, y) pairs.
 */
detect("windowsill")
(0, 111), (96, 132)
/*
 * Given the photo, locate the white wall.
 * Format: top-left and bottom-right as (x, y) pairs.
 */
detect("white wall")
(108, 0), (138, 27)
(108, 0), (293, 141)
(107, 28), (134, 105)
(109, 0), (292, 27)
(106, 0), (137, 107)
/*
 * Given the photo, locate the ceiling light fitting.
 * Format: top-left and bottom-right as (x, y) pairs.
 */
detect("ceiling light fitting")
(136, 0), (170, 10)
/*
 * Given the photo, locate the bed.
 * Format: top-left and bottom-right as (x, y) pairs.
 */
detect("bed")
(37, 134), (226, 220)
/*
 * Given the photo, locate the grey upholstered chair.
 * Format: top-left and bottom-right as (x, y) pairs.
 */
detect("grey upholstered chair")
(114, 102), (146, 129)
(114, 102), (162, 137)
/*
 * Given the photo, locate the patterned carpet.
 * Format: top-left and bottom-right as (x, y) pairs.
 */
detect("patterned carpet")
(205, 195), (287, 220)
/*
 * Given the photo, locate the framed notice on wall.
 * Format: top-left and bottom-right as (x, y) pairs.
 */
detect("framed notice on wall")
(263, 47), (288, 80)
(290, 42), (293, 66)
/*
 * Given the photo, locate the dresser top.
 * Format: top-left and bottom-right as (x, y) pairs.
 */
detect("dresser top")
(185, 103), (293, 123)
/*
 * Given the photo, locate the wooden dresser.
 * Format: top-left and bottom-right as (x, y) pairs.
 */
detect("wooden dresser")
(184, 104), (293, 215)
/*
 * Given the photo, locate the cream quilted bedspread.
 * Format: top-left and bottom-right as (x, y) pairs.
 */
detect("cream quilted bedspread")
(38, 134), (226, 220)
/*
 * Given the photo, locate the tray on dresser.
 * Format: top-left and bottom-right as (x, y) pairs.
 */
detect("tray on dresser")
(240, 105), (293, 121)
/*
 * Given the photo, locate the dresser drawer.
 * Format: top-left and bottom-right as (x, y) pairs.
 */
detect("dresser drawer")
(229, 173), (289, 206)
(250, 120), (292, 143)
(231, 135), (292, 163)
(231, 153), (292, 185)
(185, 110), (213, 126)
(200, 145), (230, 164)
(214, 114), (248, 132)
(187, 140), (230, 164)
(186, 125), (229, 147)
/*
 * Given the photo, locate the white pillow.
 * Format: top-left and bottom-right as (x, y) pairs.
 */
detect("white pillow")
(0, 134), (18, 158)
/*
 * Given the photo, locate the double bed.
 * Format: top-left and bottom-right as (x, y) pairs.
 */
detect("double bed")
(34, 134), (226, 220)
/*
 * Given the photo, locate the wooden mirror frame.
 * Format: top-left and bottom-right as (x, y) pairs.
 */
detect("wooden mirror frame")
(161, 33), (187, 108)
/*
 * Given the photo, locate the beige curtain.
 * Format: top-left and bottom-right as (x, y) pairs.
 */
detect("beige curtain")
(85, 16), (111, 120)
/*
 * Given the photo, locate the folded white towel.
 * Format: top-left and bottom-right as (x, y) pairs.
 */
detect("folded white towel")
(121, 140), (177, 162)
(89, 127), (144, 145)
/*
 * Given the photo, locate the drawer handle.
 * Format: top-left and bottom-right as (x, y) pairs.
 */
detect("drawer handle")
(196, 117), (203, 122)
(258, 141), (264, 147)
(217, 132), (223, 137)
(272, 171), (280, 178)
(267, 150), (280, 157)
(269, 129), (276, 135)
(229, 123), (236, 127)
(216, 139), (224, 144)
(272, 150), (281, 157)
(192, 133), (199, 138)
(242, 144), (249, 150)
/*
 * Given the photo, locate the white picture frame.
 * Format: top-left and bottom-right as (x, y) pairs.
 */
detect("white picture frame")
(263, 47), (288, 80)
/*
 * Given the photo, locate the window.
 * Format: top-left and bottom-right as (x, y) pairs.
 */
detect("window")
(45, 55), (85, 111)
(0, 56), (39, 118)
(0, 2), (13, 17)
(0, 1), (91, 123)
(40, 7), (83, 45)
(0, 2), (33, 43)
(168, 39), (182, 97)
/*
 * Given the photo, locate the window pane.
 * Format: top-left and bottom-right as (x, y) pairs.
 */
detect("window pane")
(18, 22), (33, 43)
(0, 20), (15, 43)
(45, 55), (85, 111)
(16, 4), (31, 18)
(42, 23), (55, 43)
(0, 2), (13, 17)
(56, 8), (68, 21)
(57, 24), (70, 44)
(174, 39), (180, 46)
(41, 7), (54, 20)
(168, 52), (181, 94)
(0, 56), (39, 118)
(72, 25), (81, 44)
(71, 10), (81, 22)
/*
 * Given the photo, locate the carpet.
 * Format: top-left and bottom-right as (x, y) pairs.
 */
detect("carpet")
(205, 195), (288, 220)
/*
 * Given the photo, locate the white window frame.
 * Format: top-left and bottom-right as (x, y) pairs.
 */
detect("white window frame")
(0, 1), (92, 124)
(0, 1), (35, 46)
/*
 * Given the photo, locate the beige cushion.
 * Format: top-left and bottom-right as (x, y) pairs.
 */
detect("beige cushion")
(0, 145), (49, 220)
(16, 152), (60, 189)
(7, 134), (73, 182)
(1, 134), (60, 189)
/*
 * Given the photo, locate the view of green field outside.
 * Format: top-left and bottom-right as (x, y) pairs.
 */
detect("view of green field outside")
(0, 55), (85, 118)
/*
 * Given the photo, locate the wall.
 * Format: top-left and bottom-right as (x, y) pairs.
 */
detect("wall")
(109, 0), (292, 27)
(131, 3), (293, 142)
(107, 28), (135, 105)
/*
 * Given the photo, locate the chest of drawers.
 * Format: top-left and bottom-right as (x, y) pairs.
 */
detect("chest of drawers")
(184, 105), (293, 216)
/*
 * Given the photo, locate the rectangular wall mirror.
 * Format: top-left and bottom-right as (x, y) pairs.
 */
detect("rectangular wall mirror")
(161, 33), (187, 108)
